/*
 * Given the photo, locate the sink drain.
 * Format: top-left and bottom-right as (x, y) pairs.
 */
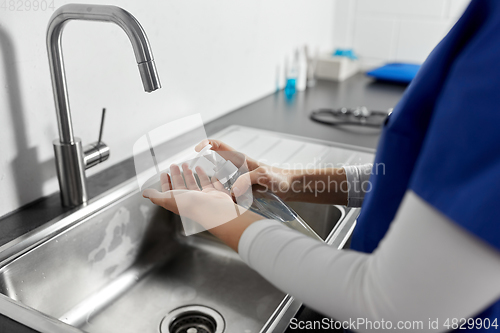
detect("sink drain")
(160, 305), (225, 333)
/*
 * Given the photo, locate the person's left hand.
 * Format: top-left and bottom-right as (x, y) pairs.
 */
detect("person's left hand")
(142, 163), (244, 231)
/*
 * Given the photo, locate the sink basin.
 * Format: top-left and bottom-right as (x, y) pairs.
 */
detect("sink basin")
(0, 184), (351, 333)
(0, 126), (372, 333)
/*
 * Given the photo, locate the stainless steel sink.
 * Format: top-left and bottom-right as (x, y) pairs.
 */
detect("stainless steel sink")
(0, 126), (372, 333)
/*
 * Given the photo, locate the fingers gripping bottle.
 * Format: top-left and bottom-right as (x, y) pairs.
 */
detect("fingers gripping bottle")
(189, 144), (240, 191)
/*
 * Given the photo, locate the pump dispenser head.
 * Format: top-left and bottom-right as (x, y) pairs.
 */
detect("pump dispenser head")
(190, 144), (240, 190)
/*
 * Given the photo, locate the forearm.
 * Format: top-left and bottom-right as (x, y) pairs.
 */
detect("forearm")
(207, 208), (264, 252)
(285, 168), (349, 205)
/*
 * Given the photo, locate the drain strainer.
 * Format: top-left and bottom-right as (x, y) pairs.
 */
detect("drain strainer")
(160, 305), (225, 333)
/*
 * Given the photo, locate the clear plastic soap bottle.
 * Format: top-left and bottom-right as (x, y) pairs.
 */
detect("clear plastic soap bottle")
(190, 145), (323, 241)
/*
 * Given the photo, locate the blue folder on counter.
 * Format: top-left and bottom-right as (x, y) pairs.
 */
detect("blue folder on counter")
(366, 63), (421, 84)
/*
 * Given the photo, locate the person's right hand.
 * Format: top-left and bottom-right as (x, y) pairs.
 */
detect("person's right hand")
(195, 139), (296, 200)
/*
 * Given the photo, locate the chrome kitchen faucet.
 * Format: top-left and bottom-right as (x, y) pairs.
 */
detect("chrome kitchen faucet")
(47, 4), (161, 207)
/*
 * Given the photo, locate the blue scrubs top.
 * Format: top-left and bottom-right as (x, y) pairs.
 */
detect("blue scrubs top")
(351, 0), (500, 328)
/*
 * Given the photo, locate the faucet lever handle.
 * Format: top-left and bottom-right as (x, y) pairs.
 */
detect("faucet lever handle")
(83, 108), (110, 169)
(98, 108), (106, 143)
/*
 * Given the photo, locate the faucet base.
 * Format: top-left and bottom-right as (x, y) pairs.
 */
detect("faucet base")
(53, 138), (88, 207)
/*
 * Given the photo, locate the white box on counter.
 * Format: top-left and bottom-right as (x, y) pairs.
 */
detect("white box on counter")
(315, 54), (360, 81)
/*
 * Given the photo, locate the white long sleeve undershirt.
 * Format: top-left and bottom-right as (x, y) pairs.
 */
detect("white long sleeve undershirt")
(238, 191), (500, 332)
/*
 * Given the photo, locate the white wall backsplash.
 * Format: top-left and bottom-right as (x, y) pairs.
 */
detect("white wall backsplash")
(0, 0), (334, 217)
(333, 0), (471, 68)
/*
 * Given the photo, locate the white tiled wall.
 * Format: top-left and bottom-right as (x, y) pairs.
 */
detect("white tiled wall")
(333, 0), (471, 68)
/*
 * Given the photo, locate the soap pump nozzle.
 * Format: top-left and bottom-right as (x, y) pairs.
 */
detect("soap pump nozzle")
(190, 144), (240, 190)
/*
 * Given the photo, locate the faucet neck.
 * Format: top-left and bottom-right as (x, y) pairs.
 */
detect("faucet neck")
(46, 4), (160, 144)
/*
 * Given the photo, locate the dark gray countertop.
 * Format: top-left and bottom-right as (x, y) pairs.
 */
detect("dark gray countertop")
(0, 73), (406, 333)
(205, 74), (405, 149)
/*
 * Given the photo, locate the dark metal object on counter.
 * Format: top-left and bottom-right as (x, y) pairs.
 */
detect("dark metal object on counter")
(310, 106), (393, 128)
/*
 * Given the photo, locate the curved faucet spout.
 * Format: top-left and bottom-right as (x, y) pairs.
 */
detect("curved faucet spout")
(47, 3), (161, 144)
(47, 4), (161, 207)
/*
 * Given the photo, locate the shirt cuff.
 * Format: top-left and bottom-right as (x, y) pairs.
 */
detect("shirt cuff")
(342, 163), (373, 207)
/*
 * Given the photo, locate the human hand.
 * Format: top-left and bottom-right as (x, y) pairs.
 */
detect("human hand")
(142, 163), (240, 229)
(195, 139), (296, 200)
(142, 163), (263, 251)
